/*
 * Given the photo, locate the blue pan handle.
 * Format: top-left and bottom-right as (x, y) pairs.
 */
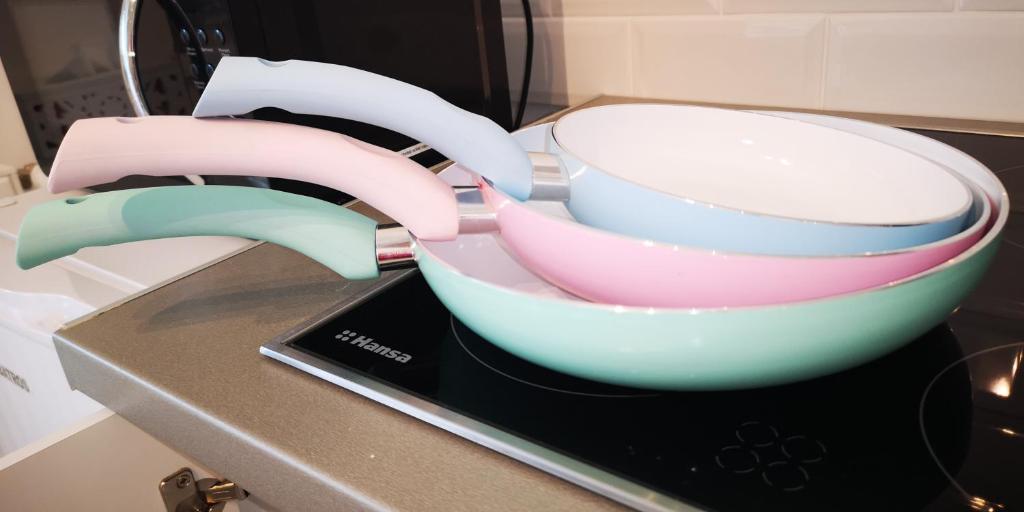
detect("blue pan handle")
(193, 56), (535, 200)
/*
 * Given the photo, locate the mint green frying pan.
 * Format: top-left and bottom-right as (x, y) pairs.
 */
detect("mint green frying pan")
(14, 114), (1008, 390)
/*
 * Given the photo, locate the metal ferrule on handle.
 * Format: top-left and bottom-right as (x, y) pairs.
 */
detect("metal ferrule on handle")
(375, 225), (417, 271)
(454, 187), (499, 234)
(374, 187), (503, 271)
(527, 152), (571, 202)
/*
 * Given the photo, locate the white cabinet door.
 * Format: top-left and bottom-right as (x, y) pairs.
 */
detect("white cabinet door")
(0, 321), (105, 454)
(0, 411), (271, 511)
(0, 238), (120, 457)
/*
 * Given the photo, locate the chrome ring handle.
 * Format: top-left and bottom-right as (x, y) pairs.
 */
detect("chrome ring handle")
(118, 0), (146, 117)
(118, 0), (204, 185)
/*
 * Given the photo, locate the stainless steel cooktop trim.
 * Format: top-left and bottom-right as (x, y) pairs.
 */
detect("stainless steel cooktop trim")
(260, 270), (701, 512)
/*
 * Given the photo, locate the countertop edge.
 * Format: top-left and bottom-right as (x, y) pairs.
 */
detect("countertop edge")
(53, 330), (388, 512)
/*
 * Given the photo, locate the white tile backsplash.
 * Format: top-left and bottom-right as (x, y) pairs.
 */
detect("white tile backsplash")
(631, 16), (826, 108)
(502, 0), (720, 17)
(959, 0), (1024, 10)
(543, 0), (719, 16)
(504, 1), (1024, 121)
(824, 13), (1024, 122)
(723, 0), (953, 13)
(506, 17), (633, 106)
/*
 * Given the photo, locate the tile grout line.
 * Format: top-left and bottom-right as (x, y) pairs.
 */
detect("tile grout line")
(818, 15), (832, 110)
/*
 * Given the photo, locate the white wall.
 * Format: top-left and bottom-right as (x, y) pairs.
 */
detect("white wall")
(0, 58), (35, 169)
(6, 2), (1021, 145)
(503, 0), (1024, 122)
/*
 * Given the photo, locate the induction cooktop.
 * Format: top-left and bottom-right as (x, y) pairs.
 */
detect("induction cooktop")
(262, 127), (1023, 511)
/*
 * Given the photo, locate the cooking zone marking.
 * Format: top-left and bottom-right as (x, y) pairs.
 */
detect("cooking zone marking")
(335, 330), (412, 363)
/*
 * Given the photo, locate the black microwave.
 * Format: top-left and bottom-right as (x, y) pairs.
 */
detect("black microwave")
(0, 0), (532, 203)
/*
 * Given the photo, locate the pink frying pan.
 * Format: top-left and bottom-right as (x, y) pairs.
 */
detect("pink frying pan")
(45, 116), (988, 308)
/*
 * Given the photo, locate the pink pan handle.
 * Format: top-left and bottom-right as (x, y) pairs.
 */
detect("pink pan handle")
(47, 116), (458, 240)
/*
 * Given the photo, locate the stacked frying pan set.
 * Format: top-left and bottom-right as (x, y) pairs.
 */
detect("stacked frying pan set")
(15, 57), (1008, 390)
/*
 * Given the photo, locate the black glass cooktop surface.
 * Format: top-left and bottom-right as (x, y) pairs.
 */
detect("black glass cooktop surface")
(262, 128), (1023, 511)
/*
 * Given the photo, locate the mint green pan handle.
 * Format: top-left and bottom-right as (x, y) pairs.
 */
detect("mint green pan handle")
(15, 186), (381, 279)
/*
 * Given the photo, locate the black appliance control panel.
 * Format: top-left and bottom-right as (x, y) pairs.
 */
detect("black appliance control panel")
(168, 0), (238, 87)
(136, 0), (238, 107)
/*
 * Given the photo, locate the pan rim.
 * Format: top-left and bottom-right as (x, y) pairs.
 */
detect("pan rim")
(549, 104), (974, 228)
(485, 121), (993, 261)
(482, 175), (991, 261)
